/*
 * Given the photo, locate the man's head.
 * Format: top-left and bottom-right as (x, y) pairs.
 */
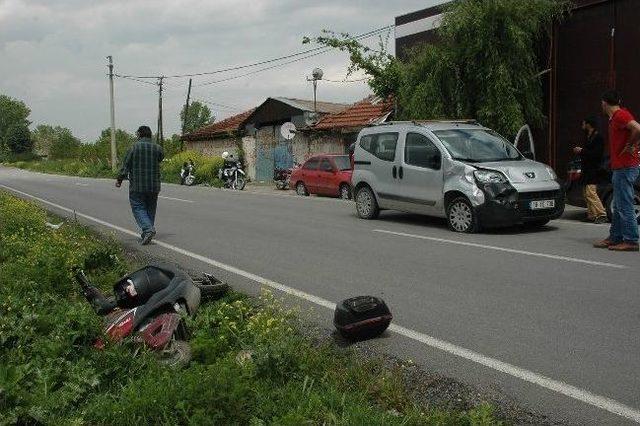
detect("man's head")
(582, 116), (598, 133)
(601, 90), (622, 116)
(136, 125), (153, 139)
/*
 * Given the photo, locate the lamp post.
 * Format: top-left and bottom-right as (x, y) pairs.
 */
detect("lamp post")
(307, 68), (323, 112)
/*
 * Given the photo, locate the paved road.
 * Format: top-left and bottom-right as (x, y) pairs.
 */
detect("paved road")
(2, 167), (639, 425)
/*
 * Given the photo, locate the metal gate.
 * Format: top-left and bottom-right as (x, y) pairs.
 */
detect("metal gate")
(255, 124), (294, 182)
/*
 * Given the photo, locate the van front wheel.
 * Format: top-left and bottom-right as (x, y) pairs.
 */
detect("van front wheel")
(355, 186), (379, 220)
(447, 197), (479, 233)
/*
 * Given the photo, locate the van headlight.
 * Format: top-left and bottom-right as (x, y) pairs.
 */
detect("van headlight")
(545, 166), (557, 180)
(474, 170), (507, 184)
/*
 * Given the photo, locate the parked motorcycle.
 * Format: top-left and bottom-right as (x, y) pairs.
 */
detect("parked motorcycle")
(274, 167), (292, 190)
(74, 263), (228, 366)
(219, 161), (246, 190)
(180, 162), (196, 186)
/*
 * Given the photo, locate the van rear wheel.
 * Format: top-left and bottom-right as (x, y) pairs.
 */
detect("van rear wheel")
(447, 197), (479, 233)
(355, 186), (379, 219)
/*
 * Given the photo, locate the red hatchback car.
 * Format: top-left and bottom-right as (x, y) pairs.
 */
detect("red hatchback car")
(290, 154), (353, 199)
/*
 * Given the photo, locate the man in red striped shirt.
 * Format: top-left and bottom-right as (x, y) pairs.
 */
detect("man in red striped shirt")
(594, 91), (640, 252)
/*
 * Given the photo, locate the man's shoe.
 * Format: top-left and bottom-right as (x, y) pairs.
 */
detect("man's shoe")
(593, 239), (615, 248)
(608, 242), (640, 252)
(141, 231), (155, 245)
(593, 216), (608, 224)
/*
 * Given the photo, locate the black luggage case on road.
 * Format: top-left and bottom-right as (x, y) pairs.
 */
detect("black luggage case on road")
(334, 296), (392, 340)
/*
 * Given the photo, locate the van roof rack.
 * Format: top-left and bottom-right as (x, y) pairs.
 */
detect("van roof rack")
(372, 119), (480, 127)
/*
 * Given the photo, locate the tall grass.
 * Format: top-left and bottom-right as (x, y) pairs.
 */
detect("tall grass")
(0, 192), (499, 425)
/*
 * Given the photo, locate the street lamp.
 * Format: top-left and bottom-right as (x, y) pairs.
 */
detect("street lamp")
(307, 68), (323, 112)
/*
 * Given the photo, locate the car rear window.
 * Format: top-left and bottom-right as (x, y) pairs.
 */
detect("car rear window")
(359, 133), (398, 162)
(333, 156), (351, 171)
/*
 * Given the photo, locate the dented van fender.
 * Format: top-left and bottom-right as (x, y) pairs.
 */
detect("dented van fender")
(442, 159), (485, 207)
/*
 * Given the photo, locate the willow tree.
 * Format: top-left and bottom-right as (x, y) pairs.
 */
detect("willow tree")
(305, 0), (568, 137)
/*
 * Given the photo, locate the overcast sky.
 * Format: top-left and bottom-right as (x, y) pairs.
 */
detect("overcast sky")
(0, 0), (443, 141)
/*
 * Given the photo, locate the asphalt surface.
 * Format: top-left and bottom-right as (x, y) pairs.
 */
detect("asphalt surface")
(2, 166), (639, 425)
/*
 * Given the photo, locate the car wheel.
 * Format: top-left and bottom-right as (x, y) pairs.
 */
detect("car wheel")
(606, 191), (640, 224)
(447, 197), (479, 233)
(355, 186), (379, 219)
(339, 184), (351, 200)
(296, 182), (308, 196)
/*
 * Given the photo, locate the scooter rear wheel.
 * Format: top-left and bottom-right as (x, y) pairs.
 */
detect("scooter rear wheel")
(160, 340), (192, 368)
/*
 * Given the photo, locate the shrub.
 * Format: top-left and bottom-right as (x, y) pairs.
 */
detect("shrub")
(161, 150), (224, 186)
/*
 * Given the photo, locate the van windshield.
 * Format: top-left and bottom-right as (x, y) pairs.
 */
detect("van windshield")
(433, 129), (522, 163)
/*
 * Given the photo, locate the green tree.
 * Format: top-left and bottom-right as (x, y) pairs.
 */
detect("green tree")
(88, 129), (137, 165)
(164, 134), (183, 158)
(32, 124), (82, 159)
(0, 94), (31, 152)
(181, 101), (213, 134)
(5, 124), (32, 154)
(305, 0), (568, 137)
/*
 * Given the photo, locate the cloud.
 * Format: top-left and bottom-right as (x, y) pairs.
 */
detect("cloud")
(0, 0), (431, 140)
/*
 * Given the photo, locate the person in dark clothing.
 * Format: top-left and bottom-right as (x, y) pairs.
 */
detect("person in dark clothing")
(573, 117), (607, 223)
(116, 125), (164, 245)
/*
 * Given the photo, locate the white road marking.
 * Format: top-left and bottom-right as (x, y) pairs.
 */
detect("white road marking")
(75, 182), (89, 187)
(159, 195), (194, 203)
(374, 229), (626, 269)
(2, 183), (640, 423)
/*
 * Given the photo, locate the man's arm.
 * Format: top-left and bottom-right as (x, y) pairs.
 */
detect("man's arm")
(624, 120), (640, 153)
(116, 147), (134, 187)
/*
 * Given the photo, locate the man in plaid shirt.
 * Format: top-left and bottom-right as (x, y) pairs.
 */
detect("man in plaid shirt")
(116, 126), (164, 245)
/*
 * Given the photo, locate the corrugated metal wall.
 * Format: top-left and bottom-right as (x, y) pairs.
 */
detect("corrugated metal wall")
(551, 0), (640, 176)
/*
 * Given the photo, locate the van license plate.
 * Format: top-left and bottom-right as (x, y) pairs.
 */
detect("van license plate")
(530, 200), (555, 210)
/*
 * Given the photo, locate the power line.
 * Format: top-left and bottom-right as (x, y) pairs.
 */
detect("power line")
(323, 77), (370, 83)
(116, 24), (395, 80)
(194, 48), (332, 87)
(114, 74), (158, 86)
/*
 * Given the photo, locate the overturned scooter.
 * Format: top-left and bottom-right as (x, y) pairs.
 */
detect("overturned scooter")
(74, 263), (229, 366)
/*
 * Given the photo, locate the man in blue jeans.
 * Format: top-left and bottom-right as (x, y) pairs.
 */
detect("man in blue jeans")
(594, 91), (640, 251)
(116, 126), (164, 245)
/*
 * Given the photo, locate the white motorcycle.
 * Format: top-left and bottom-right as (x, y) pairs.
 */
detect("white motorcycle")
(180, 163), (196, 186)
(218, 161), (246, 190)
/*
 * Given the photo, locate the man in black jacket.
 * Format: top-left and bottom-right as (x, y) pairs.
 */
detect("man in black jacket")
(573, 117), (607, 223)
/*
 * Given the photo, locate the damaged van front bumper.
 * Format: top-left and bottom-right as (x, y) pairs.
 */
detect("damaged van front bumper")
(474, 181), (565, 227)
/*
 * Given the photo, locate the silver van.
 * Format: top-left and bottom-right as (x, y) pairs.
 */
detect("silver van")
(351, 121), (564, 232)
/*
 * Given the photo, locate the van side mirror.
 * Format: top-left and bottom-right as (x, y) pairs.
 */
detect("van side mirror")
(522, 151), (535, 160)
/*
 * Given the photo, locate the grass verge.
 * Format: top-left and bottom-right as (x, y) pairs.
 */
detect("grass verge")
(0, 191), (500, 425)
(2, 150), (225, 187)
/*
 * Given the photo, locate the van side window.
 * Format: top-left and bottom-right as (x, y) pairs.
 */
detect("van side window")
(359, 133), (398, 162)
(405, 133), (442, 170)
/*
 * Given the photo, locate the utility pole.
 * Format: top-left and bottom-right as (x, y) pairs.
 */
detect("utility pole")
(107, 56), (117, 171)
(156, 76), (164, 146)
(182, 78), (192, 134)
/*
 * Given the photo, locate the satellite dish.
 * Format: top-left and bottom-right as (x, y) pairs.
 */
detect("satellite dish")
(280, 122), (297, 140)
(312, 68), (324, 80)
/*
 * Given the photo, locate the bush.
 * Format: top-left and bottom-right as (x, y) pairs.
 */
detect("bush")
(161, 150), (224, 186)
